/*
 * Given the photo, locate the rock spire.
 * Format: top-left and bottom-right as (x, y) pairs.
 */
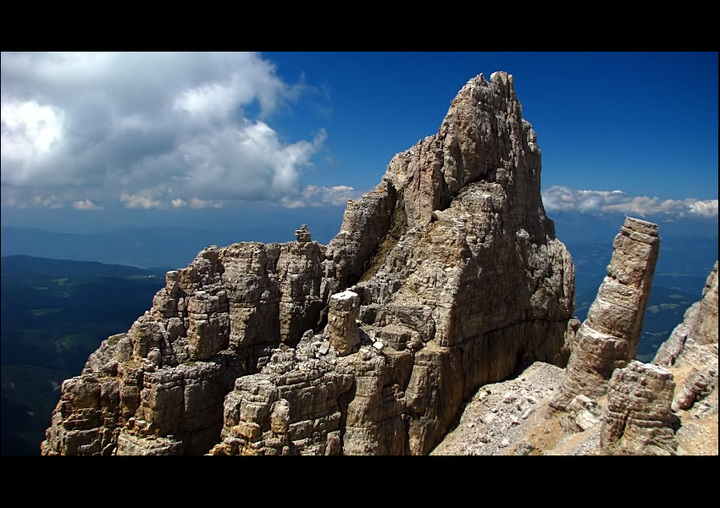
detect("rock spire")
(552, 217), (660, 410)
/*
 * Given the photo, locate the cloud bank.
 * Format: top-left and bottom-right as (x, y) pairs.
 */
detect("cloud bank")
(543, 185), (718, 219)
(1, 52), (343, 210)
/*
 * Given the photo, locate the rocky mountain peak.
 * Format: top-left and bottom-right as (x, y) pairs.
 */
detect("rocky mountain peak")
(326, 70), (558, 292)
(382, 71), (546, 234)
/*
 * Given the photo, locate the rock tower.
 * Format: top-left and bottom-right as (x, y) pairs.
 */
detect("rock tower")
(552, 217), (660, 410)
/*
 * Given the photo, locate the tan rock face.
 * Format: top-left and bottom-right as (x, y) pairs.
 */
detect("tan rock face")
(430, 260), (717, 456)
(42, 238), (329, 456)
(42, 71), (575, 456)
(655, 261), (718, 368)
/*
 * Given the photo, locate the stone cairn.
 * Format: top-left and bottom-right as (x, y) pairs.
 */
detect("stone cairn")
(295, 224), (312, 243)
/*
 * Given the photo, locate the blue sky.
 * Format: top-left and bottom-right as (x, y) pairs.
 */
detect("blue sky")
(1, 51), (717, 237)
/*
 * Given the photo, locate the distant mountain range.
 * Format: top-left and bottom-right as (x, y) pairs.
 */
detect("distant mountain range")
(1, 205), (346, 269)
(1, 226), (259, 270)
(1, 256), (168, 455)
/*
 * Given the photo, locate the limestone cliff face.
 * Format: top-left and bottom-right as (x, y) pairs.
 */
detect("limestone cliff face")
(651, 261), (718, 454)
(42, 241), (330, 455)
(41, 72), (575, 456)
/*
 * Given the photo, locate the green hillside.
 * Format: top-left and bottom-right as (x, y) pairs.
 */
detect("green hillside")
(1, 256), (167, 455)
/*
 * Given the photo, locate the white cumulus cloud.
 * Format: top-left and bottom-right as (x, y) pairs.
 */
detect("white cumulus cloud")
(72, 199), (102, 210)
(302, 185), (362, 206)
(1, 52), (325, 210)
(543, 185), (718, 219)
(688, 200), (719, 218)
(1, 100), (66, 185)
(119, 192), (162, 210)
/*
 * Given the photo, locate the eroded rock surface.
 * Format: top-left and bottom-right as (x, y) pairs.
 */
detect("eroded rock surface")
(42, 241), (330, 455)
(654, 261), (718, 369)
(42, 71), (575, 456)
(206, 71), (575, 456)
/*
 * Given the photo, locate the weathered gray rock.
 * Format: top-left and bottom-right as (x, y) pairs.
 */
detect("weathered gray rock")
(672, 367), (716, 411)
(430, 261), (718, 456)
(116, 431), (184, 456)
(552, 217), (660, 409)
(654, 261), (718, 436)
(206, 72), (574, 456)
(295, 224), (312, 243)
(208, 333), (355, 456)
(41, 240), (328, 456)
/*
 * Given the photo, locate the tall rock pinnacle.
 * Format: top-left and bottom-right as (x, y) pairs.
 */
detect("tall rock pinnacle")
(552, 217), (660, 410)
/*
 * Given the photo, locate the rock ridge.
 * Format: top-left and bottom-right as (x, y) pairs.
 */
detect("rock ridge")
(42, 71), (717, 456)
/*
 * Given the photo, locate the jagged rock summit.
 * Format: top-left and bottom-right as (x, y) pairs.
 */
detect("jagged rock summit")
(42, 71), (576, 456)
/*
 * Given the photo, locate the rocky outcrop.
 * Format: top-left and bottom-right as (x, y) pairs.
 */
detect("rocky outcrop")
(41, 71), (575, 456)
(671, 367), (715, 412)
(654, 261), (718, 369)
(206, 71), (575, 456)
(431, 260), (718, 456)
(599, 360), (678, 455)
(652, 261), (718, 453)
(42, 241), (330, 455)
(326, 290), (361, 356)
(551, 217), (659, 409)
(653, 262), (718, 416)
